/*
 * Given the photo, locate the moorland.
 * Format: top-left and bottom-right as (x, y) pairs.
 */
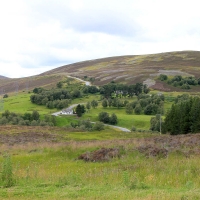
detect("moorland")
(1, 51), (200, 199)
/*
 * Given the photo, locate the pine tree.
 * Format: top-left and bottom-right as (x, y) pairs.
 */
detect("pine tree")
(75, 104), (82, 117)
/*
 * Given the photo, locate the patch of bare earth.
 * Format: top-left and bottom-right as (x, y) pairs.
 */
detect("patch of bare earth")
(151, 82), (171, 91)
(80, 133), (200, 161)
(78, 147), (120, 162)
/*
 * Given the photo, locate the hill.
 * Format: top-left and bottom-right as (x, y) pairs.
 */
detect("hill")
(40, 50), (200, 91)
(0, 75), (9, 79)
(1, 51), (200, 93)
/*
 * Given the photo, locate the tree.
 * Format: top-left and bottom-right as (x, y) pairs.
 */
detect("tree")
(162, 97), (200, 135)
(80, 105), (86, 114)
(134, 104), (142, 114)
(109, 113), (118, 125)
(86, 102), (91, 111)
(98, 112), (110, 123)
(126, 103), (133, 114)
(2, 110), (10, 118)
(91, 100), (98, 108)
(3, 94), (8, 98)
(71, 90), (81, 98)
(23, 113), (32, 121)
(31, 110), (40, 121)
(143, 84), (150, 94)
(75, 104), (83, 117)
(150, 114), (162, 132)
(108, 98), (112, 107)
(102, 99), (108, 108)
(57, 82), (63, 88)
(159, 74), (168, 81)
(144, 104), (159, 115)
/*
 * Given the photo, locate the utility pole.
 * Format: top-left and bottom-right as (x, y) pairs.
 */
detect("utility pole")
(159, 114), (162, 135)
(0, 88), (4, 112)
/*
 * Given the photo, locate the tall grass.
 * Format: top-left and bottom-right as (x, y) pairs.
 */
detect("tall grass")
(1, 154), (14, 188)
(1, 141), (200, 199)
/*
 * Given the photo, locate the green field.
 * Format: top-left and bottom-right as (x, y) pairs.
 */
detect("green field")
(2, 92), (57, 115)
(1, 92), (155, 130)
(1, 89), (200, 199)
(0, 126), (200, 199)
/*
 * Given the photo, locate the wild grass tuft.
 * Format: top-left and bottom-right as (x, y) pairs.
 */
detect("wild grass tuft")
(1, 154), (14, 188)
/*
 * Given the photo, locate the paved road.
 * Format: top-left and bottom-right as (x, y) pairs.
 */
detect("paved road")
(52, 104), (78, 116)
(52, 75), (130, 132)
(52, 104), (131, 132)
(68, 75), (91, 86)
(105, 124), (131, 132)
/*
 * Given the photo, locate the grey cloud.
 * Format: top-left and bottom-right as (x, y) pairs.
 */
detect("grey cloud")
(26, 1), (140, 37)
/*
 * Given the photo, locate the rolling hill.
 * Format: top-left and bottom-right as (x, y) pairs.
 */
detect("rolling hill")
(0, 75), (9, 79)
(1, 50), (200, 93)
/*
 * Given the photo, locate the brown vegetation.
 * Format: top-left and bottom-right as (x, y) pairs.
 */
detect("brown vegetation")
(78, 147), (120, 162)
(1, 51), (200, 93)
(1, 126), (200, 159)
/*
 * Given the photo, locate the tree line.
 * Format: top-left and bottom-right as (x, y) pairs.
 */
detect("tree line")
(125, 93), (165, 115)
(162, 96), (200, 135)
(30, 85), (99, 109)
(0, 110), (56, 126)
(159, 74), (200, 89)
(99, 82), (149, 98)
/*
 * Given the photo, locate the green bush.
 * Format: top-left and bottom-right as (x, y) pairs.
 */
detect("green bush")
(93, 122), (105, 131)
(159, 74), (168, 81)
(131, 126), (136, 132)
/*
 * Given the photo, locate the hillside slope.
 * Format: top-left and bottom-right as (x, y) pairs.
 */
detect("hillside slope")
(42, 51), (200, 86)
(1, 51), (200, 93)
(0, 74), (64, 94)
(0, 75), (9, 79)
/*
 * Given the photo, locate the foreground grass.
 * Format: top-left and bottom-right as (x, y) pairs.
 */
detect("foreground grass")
(0, 126), (200, 199)
(1, 146), (200, 199)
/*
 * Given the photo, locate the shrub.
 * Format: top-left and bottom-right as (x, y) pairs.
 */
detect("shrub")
(3, 94), (8, 98)
(98, 112), (110, 123)
(102, 99), (108, 108)
(131, 126), (137, 132)
(126, 103), (133, 114)
(159, 74), (168, 81)
(91, 100), (98, 108)
(134, 104), (142, 114)
(93, 122), (105, 131)
(109, 113), (118, 125)
(0, 117), (8, 125)
(31, 120), (38, 126)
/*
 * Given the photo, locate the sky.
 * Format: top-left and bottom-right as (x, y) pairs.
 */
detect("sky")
(0, 0), (200, 78)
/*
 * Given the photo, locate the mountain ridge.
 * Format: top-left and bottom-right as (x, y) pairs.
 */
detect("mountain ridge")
(1, 50), (200, 93)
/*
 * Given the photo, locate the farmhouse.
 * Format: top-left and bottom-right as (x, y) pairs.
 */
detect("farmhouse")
(61, 108), (73, 115)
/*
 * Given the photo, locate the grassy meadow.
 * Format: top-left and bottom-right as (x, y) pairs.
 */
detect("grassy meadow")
(2, 92), (57, 115)
(1, 126), (200, 199)
(1, 90), (200, 199)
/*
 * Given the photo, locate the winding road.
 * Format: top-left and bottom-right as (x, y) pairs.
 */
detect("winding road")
(52, 104), (131, 132)
(67, 75), (91, 86)
(52, 76), (130, 132)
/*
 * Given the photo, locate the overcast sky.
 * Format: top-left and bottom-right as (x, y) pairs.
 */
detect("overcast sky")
(0, 0), (200, 78)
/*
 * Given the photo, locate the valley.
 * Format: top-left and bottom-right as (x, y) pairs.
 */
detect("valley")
(1, 51), (200, 199)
